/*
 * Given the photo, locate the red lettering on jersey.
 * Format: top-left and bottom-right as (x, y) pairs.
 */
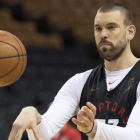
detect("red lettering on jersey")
(122, 116), (129, 125)
(118, 107), (125, 117)
(112, 102), (118, 112)
(98, 103), (104, 112)
(106, 101), (111, 111)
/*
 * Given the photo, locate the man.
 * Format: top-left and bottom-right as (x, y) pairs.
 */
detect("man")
(8, 3), (140, 140)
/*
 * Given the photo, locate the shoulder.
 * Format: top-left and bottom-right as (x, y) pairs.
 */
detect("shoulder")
(60, 69), (93, 93)
(58, 69), (93, 104)
(74, 69), (93, 81)
(69, 69), (93, 90)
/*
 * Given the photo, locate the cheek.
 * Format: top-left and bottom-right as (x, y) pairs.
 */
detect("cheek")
(115, 32), (126, 42)
(109, 33), (122, 44)
(94, 34), (100, 44)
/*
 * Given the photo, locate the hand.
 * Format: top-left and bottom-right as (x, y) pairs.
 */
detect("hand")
(72, 102), (97, 138)
(8, 106), (41, 140)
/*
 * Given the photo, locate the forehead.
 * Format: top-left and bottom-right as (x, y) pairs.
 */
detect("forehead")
(94, 10), (125, 26)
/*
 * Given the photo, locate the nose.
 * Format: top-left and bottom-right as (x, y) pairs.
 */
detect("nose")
(101, 29), (108, 39)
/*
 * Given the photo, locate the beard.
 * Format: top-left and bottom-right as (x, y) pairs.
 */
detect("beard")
(96, 33), (128, 61)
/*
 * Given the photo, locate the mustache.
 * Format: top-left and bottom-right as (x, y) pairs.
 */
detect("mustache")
(98, 39), (113, 47)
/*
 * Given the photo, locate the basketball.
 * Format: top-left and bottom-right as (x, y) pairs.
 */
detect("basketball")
(0, 30), (27, 87)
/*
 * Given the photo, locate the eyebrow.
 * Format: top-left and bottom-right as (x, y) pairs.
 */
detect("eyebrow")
(107, 22), (119, 26)
(94, 22), (119, 27)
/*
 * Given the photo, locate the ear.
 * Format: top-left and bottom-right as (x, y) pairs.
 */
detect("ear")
(127, 25), (136, 40)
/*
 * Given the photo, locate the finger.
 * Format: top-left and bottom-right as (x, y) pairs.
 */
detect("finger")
(79, 114), (91, 126)
(77, 109), (87, 116)
(80, 107), (87, 116)
(72, 113), (90, 126)
(15, 128), (25, 140)
(82, 106), (94, 122)
(8, 126), (18, 140)
(32, 125), (40, 140)
(86, 102), (96, 115)
(72, 118), (85, 127)
(8, 121), (24, 140)
(77, 110), (87, 121)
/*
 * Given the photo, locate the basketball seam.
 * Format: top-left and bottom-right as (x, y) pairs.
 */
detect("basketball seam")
(0, 32), (27, 82)
(0, 31), (27, 55)
(0, 56), (26, 79)
(0, 56), (20, 79)
(12, 35), (26, 80)
(0, 39), (21, 79)
(0, 54), (27, 59)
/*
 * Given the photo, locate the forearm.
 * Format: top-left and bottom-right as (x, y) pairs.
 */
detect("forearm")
(93, 121), (139, 140)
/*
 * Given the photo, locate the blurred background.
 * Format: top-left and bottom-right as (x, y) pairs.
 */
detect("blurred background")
(0, 0), (140, 139)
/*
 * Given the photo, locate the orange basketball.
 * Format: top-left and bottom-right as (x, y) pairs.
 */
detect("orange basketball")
(0, 30), (27, 87)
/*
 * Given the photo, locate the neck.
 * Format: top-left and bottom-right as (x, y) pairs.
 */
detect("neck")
(104, 46), (138, 71)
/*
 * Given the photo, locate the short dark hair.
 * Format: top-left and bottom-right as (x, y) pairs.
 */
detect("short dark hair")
(98, 3), (133, 26)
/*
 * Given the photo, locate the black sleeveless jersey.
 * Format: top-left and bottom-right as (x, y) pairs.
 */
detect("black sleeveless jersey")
(79, 60), (140, 140)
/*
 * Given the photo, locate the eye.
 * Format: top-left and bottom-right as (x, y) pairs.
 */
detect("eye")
(95, 27), (102, 32)
(108, 26), (116, 30)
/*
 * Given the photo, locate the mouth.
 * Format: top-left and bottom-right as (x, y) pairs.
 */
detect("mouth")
(100, 44), (110, 48)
